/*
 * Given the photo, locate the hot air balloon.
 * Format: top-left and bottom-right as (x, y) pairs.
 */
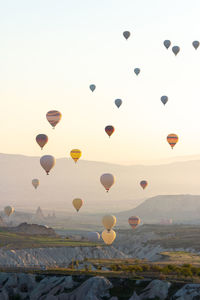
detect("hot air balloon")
(123, 31), (130, 40)
(115, 99), (122, 108)
(4, 206), (14, 217)
(140, 180), (148, 190)
(128, 216), (140, 230)
(163, 40), (171, 49)
(40, 155), (56, 175)
(134, 68), (140, 76)
(102, 229), (116, 245)
(100, 173), (115, 192)
(161, 96), (168, 105)
(167, 134), (179, 149)
(87, 232), (100, 242)
(72, 198), (83, 212)
(36, 134), (48, 150)
(70, 149), (82, 163)
(90, 84), (96, 92)
(172, 46), (180, 56)
(46, 110), (62, 129)
(32, 178), (39, 189)
(105, 125), (115, 138)
(102, 215), (116, 231)
(192, 41), (199, 50)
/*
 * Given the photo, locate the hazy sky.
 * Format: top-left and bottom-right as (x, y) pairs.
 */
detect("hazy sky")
(1, 0), (200, 164)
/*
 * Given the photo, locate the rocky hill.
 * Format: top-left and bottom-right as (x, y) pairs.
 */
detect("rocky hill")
(8, 222), (56, 236)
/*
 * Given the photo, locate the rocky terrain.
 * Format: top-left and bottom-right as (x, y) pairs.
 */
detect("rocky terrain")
(0, 273), (198, 299)
(7, 223), (56, 236)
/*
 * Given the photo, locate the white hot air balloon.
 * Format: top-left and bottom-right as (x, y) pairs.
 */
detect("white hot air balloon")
(40, 155), (56, 175)
(87, 232), (100, 242)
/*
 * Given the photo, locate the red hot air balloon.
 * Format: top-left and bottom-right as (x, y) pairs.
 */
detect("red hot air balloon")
(128, 216), (140, 230)
(167, 134), (179, 149)
(140, 180), (148, 190)
(105, 125), (115, 138)
(36, 134), (48, 150)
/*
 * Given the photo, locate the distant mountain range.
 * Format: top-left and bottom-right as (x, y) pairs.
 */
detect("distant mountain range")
(1, 153), (200, 214)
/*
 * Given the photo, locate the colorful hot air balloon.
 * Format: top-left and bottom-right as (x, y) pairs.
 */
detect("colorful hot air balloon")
(163, 40), (171, 49)
(100, 173), (115, 192)
(4, 206), (14, 217)
(102, 229), (116, 245)
(70, 149), (82, 163)
(102, 215), (116, 231)
(161, 96), (168, 105)
(115, 99), (122, 108)
(134, 68), (140, 76)
(167, 134), (179, 149)
(90, 84), (96, 92)
(172, 46), (180, 56)
(36, 134), (48, 150)
(40, 155), (56, 175)
(192, 41), (199, 50)
(46, 110), (62, 129)
(105, 125), (115, 138)
(128, 216), (140, 230)
(140, 180), (148, 190)
(123, 31), (130, 40)
(87, 232), (100, 242)
(32, 179), (39, 189)
(72, 198), (83, 212)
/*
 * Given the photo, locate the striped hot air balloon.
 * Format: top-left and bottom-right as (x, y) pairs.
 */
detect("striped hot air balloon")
(36, 134), (48, 149)
(167, 134), (179, 149)
(140, 180), (148, 190)
(128, 216), (140, 230)
(105, 125), (115, 138)
(46, 110), (62, 129)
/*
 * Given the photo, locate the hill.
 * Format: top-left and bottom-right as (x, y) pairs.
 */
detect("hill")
(117, 194), (200, 224)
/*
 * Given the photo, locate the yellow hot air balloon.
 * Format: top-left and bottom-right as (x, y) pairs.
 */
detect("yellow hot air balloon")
(4, 206), (14, 217)
(102, 215), (116, 231)
(100, 173), (115, 192)
(46, 110), (62, 129)
(102, 229), (116, 245)
(40, 155), (56, 175)
(32, 178), (39, 189)
(70, 149), (82, 163)
(72, 198), (83, 212)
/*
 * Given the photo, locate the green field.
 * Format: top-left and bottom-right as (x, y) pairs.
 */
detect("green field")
(0, 230), (101, 249)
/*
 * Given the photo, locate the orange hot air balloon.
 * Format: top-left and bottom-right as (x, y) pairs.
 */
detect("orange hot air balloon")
(140, 180), (148, 190)
(128, 216), (140, 230)
(36, 134), (48, 150)
(105, 125), (115, 138)
(46, 110), (62, 129)
(167, 134), (179, 149)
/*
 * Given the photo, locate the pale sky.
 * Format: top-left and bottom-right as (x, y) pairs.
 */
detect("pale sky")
(1, 0), (200, 164)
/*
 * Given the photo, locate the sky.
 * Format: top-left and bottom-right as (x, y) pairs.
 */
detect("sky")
(1, 0), (200, 165)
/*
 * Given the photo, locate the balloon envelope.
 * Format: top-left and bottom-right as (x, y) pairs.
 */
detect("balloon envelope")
(123, 31), (130, 40)
(87, 232), (100, 242)
(70, 149), (82, 163)
(4, 206), (14, 217)
(172, 46), (180, 56)
(102, 215), (116, 231)
(192, 41), (199, 50)
(32, 178), (39, 189)
(102, 229), (116, 245)
(100, 173), (115, 192)
(128, 216), (140, 230)
(115, 99), (122, 108)
(105, 125), (115, 137)
(161, 96), (168, 105)
(72, 198), (83, 212)
(46, 110), (62, 128)
(40, 155), (56, 175)
(36, 134), (48, 149)
(90, 84), (96, 92)
(140, 180), (148, 190)
(167, 134), (179, 149)
(134, 68), (140, 76)
(163, 40), (171, 49)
